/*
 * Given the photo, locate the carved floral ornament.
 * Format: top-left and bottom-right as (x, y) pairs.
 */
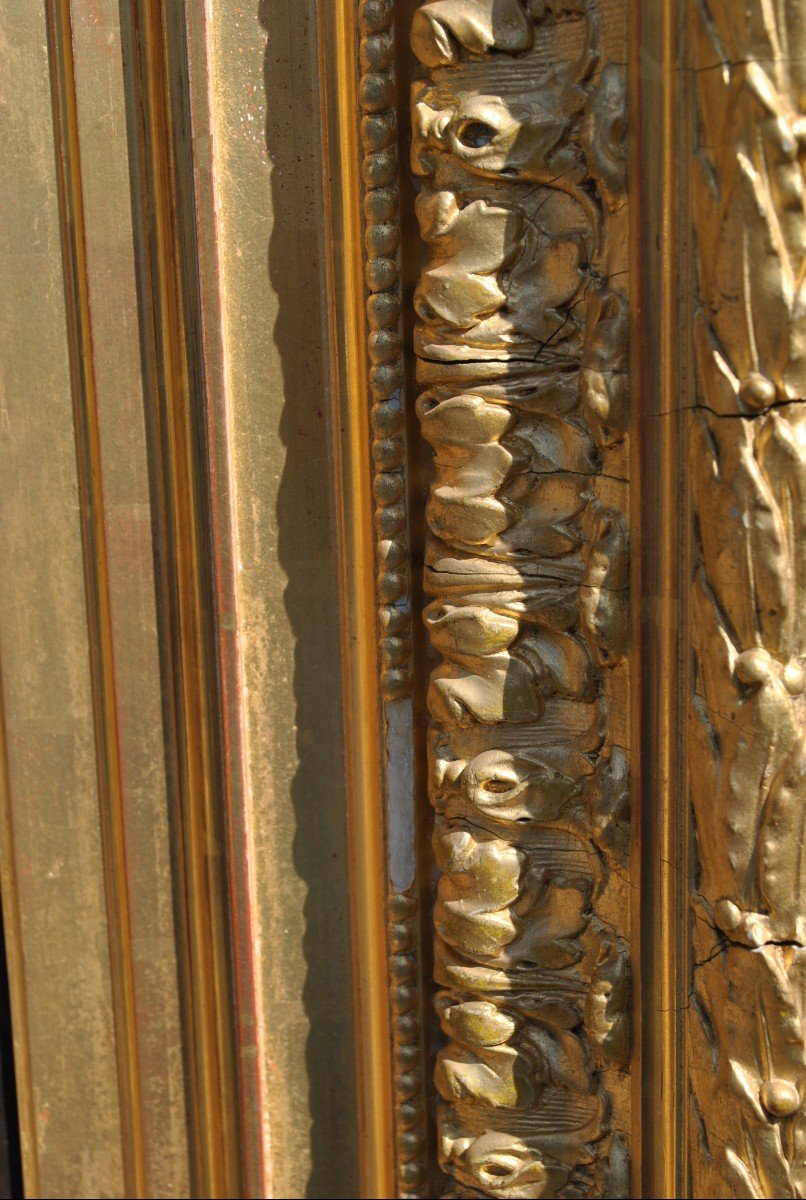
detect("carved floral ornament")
(409, 1), (630, 1195)
(688, 1), (806, 1196)
(393, 0), (806, 1195)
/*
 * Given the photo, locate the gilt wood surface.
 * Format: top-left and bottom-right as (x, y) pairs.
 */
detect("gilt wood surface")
(686, 2), (806, 1196)
(4, 0), (806, 1196)
(409, 2), (632, 1195)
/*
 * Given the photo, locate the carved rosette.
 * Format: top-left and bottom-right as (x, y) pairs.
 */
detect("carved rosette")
(410, 3), (631, 1195)
(687, 3), (806, 1196)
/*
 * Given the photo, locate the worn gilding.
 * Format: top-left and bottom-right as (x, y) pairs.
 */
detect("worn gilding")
(410, 2), (632, 1194)
(686, 2), (806, 1196)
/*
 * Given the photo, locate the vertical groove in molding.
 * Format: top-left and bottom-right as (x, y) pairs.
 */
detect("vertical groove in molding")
(318, 2), (399, 1195)
(181, 7), (271, 1196)
(118, 3), (242, 1194)
(410, 2), (633, 1194)
(632, 2), (686, 1198)
(44, 0), (146, 1193)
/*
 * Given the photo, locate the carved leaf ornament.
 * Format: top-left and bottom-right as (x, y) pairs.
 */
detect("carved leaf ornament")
(411, 2), (631, 1194)
(688, 2), (806, 1196)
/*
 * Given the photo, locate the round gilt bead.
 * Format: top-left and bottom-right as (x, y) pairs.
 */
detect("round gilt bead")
(364, 185), (398, 224)
(402, 1098), (424, 1120)
(371, 402), (401, 436)
(713, 898), (742, 932)
(370, 362), (403, 398)
(377, 508), (405, 540)
(365, 221), (398, 258)
(372, 434), (404, 469)
(389, 923), (411, 952)
(360, 33), (394, 73)
(366, 289), (400, 329)
(363, 150), (397, 188)
(369, 329), (401, 365)
(396, 1045), (419, 1070)
(783, 661), (806, 695)
(378, 538), (405, 567)
(761, 1079), (801, 1118)
(395, 1008), (414, 1036)
(361, 72), (394, 113)
(382, 668), (409, 699)
(740, 372), (777, 410)
(383, 669), (406, 695)
(399, 1133), (424, 1158)
(380, 570), (405, 604)
(361, 113), (395, 152)
(365, 256), (397, 292)
(390, 891), (415, 917)
(735, 648), (772, 686)
(359, 0), (392, 35)
(374, 471), (404, 504)
(380, 605), (407, 634)
(392, 958), (413, 983)
(383, 641), (408, 673)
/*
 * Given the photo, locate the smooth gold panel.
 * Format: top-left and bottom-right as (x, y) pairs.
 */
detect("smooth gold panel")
(631, 2), (685, 1195)
(0, 0), (198, 1193)
(0, 2), (126, 1194)
(22, 3), (806, 1198)
(0, 1), (365, 1195)
(191, 3), (361, 1196)
(67, 4), (192, 1194)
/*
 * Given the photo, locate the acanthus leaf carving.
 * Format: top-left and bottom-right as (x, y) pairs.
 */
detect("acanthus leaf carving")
(411, 1), (631, 1194)
(688, 1), (806, 1195)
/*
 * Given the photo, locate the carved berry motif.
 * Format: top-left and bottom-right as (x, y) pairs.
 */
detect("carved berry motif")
(688, 3), (806, 1195)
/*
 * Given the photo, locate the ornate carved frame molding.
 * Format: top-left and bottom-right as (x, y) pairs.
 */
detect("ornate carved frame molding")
(410, 2), (632, 1196)
(321, 1), (806, 1196)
